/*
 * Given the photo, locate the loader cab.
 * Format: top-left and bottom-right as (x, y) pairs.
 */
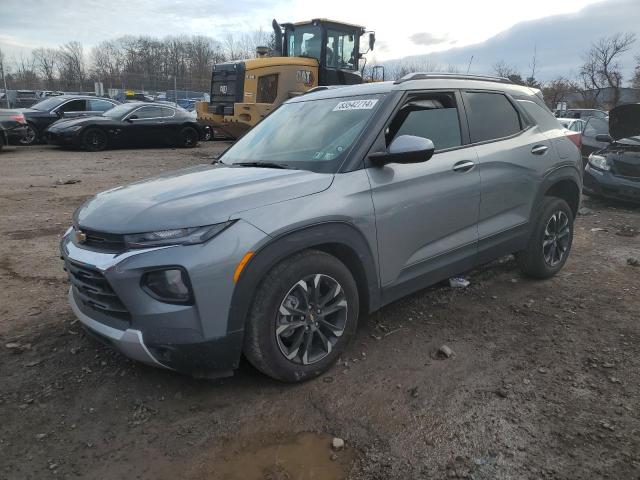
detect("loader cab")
(282, 19), (369, 86)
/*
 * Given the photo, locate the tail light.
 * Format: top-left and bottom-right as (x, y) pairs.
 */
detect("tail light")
(10, 113), (26, 124)
(565, 130), (581, 150)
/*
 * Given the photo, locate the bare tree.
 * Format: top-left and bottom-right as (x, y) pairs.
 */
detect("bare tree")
(32, 48), (59, 89)
(58, 41), (86, 90)
(631, 55), (640, 91)
(541, 77), (578, 109)
(13, 54), (39, 89)
(580, 32), (636, 107)
(493, 60), (524, 85)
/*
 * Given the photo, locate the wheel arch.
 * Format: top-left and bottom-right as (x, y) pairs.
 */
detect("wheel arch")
(537, 166), (582, 218)
(227, 222), (381, 334)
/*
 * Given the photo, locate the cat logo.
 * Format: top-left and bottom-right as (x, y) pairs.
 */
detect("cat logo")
(75, 230), (87, 244)
(219, 85), (228, 94)
(296, 70), (314, 87)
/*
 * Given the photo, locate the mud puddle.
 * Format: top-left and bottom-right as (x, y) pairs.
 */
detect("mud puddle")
(186, 432), (356, 480)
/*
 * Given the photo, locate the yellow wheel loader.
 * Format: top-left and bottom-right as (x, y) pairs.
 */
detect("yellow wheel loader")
(196, 18), (376, 139)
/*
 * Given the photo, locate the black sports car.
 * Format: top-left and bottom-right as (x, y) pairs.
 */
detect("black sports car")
(583, 103), (640, 203)
(45, 102), (205, 151)
(16, 95), (120, 145)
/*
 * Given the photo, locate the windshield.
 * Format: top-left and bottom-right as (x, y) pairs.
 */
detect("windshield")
(102, 103), (138, 119)
(30, 97), (66, 111)
(286, 25), (322, 60)
(221, 94), (384, 173)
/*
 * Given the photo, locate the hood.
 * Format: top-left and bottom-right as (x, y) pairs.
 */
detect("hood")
(75, 164), (334, 234)
(48, 116), (109, 130)
(609, 103), (640, 140)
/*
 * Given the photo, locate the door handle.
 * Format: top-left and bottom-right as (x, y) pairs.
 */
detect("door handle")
(452, 160), (475, 172)
(531, 145), (549, 155)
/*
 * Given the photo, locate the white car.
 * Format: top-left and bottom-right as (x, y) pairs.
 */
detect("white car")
(557, 117), (586, 133)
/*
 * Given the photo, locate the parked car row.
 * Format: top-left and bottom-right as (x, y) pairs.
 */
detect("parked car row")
(0, 94), (212, 151)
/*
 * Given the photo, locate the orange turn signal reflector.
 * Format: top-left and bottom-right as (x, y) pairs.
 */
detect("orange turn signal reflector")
(233, 252), (254, 283)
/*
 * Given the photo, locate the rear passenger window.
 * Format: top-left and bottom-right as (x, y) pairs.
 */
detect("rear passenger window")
(517, 99), (562, 131)
(464, 92), (522, 143)
(387, 92), (462, 151)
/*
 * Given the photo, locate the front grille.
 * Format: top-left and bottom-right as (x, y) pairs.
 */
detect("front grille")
(65, 260), (130, 321)
(613, 160), (640, 179)
(210, 62), (245, 115)
(79, 228), (126, 253)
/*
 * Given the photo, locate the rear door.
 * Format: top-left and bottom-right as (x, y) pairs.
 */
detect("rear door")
(462, 90), (554, 262)
(366, 90), (481, 296)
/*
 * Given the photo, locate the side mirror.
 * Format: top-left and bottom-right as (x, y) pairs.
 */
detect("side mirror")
(369, 135), (435, 165)
(127, 115), (138, 122)
(369, 33), (375, 51)
(595, 133), (613, 143)
(52, 110), (62, 118)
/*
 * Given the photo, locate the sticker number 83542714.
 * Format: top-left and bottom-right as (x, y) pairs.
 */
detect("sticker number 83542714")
(332, 99), (379, 111)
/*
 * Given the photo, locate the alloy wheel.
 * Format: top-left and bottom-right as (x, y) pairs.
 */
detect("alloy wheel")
(86, 131), (106, 150)
(20, 125), (36, 145)
(542, 210), (570, 266)
(275, 274), (348, 365)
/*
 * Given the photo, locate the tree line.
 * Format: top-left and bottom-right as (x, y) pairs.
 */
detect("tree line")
(1, 31), (638, 108)
(375, 32), (639, 109)
(0, 31), (272, 94)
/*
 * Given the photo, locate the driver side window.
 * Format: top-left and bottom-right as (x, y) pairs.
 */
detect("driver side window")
(387, 92), (462, 151)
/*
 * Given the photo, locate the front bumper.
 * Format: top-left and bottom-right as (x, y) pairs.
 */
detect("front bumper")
(6, 125), (29, 142)
(68, 288), (169, 368)
(583, 164), (640, 203)
(45, 129), (80, 146)
(60, 221), (267, 376)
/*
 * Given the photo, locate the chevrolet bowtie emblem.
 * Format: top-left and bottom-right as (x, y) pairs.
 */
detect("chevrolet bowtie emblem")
(75, 230), (87, 243)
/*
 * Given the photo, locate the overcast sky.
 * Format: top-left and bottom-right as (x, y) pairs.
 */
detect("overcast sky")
(0, 0), (638, 80)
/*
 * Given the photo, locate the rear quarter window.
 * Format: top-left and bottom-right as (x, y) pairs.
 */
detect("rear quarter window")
(463, 92), (522, 143)
(517, 100), (562, 131)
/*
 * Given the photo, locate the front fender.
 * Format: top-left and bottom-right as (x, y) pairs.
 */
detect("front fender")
(228, 221), (381, 334)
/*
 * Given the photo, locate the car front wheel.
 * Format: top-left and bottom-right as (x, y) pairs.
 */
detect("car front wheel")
(83, 128), (108, 152)
(517, 197), (574, 279)
(243, 250), (359, 382)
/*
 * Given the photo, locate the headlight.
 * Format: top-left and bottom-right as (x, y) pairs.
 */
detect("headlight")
(141, 268), (192, 303)
(588, 154), (610, 171)
(125, 221), (233, 248)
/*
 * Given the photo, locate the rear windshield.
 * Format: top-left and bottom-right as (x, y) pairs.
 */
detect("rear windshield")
(221, 94), (385, 173)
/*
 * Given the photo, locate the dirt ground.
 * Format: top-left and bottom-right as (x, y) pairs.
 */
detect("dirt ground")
(0, 142), (639, 480)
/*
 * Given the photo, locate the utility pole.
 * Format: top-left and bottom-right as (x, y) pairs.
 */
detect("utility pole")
(466, 55), (474, 74)
(0, 51), (9, 108)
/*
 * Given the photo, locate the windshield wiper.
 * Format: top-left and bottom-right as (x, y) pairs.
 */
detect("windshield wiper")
(233, 161), (289, 169)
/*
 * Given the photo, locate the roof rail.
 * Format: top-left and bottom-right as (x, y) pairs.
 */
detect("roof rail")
(394, 72), (513, 85)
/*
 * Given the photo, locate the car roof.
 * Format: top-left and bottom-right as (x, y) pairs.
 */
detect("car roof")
(289, 73), (542, 103)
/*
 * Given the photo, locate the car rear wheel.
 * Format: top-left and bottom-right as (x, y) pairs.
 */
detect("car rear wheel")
(178, 126), (198, 148)
(82, 128), (108, 152)
(243, 250), (359, 382)
(517, 197), (574, 279)
(19, 123), (38, 145)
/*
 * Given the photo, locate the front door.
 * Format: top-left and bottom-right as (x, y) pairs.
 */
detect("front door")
(366, 91), (480, 299)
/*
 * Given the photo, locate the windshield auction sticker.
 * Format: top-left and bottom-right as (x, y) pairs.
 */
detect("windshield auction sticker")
(333, 99), (379, 111)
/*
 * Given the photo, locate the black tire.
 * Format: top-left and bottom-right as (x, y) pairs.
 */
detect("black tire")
(82, 128), (108, 152)
(243, 250), (359, 382)
(178, 126), (198, 148)
(516, 197), (574, 279)
(19, 123), (39, 145)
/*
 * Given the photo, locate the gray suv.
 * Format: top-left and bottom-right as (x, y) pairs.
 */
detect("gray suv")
(61, 74), (582, 382)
